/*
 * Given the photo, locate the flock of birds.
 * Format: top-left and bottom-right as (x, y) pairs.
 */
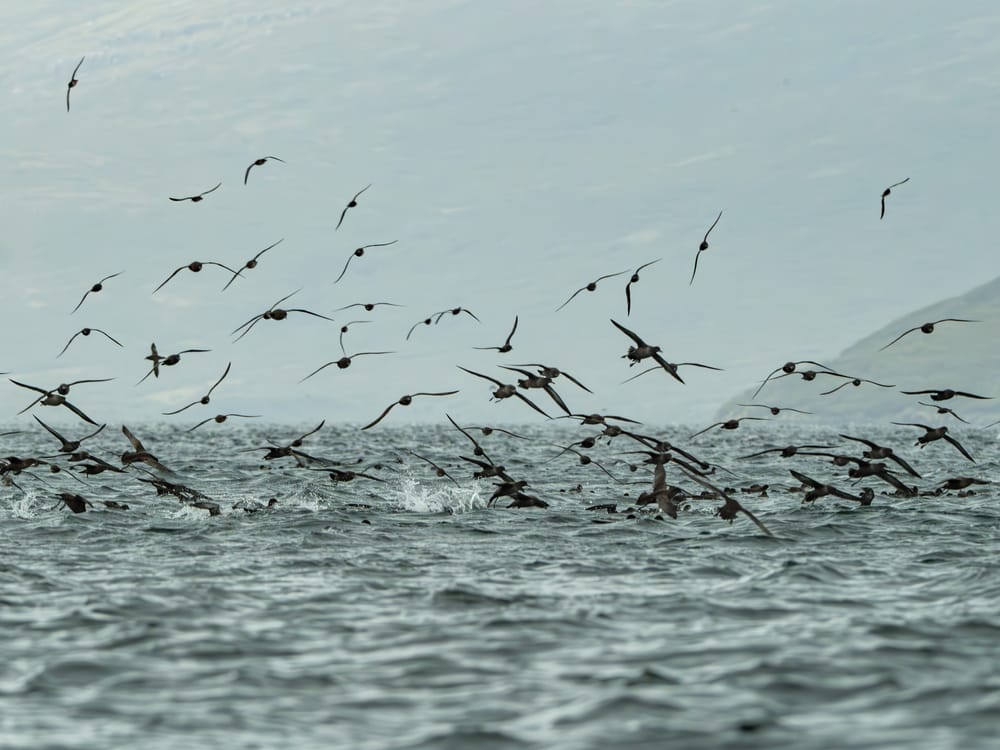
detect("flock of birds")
(1, 58), (992, 531)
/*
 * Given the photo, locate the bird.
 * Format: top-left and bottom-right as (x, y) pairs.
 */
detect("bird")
(679, 468), (773, 535)
(789, 469), (872, 505)
(66, 57), (84, 112)
(335, 184), (372, 230)
(508, 363), (592, 393)
(737, 404), (812, 416)
(244, 156), (285, 185)
(10, 379), (102, 424)
(690, 417), (768, 440)
(338, 320), (372, 354)
(474, 316), (518, 353)
(120, 425), (172, 473)
(740, 444), (834, 460)
(838, 433), (921, 478)
(222, 239), (284, 291)
(818, 375), (895, 396)
(434, 307), (481, 325)
(878, 318), (978, 351)
(751, 360), (833, 399)
(169, 183), (222, 202)
(154, 260), (242, 294)
(335, 302), (403, 313)
(33, 416), (105, 453)
(56, 492), (92, 513)
(689, 210), (722, 285)
(57, 327), (122, 357)
(624, 259), (661, 316)
(917, 402), (969, 424)
(556, 271), (628, 312)
(407, 450), (459, 486)
(900, 388), (991, 402)
(72, 272), (123, 313)
(188, 414), (261, 432)
(299, 351), (395, 382)
(361, 391), (459, 430)
(137, 344), (211, 384)
(333, 240), (398, 284)
(162, 362), (232, 415)
(610, 319), (685, 384)
(880, 177), (909, 220)
(499, 365), (572, 415)
(890, 423), (975, 462)
(232, 290), (334, 342)
(458, 366), (552, 419)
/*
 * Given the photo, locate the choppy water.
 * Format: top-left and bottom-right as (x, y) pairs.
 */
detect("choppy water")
(2, 422), (999, 749)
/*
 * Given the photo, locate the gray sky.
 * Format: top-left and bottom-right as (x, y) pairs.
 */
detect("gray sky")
(1, 0), (998, 428)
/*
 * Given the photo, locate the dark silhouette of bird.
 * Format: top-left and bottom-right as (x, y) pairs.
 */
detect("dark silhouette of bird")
(300, 351), (395, 382)
(169, 183), (222, 202)
(232, 290), (334, 342)
(333, 240), (398, 284)
(244, 156), (285, 185)
(361, 391), (459, 430)
(162, 362), (232, 415)
(66, 57), (84, 112)
(58, 327), (122, 357)
(222, 239), (284, 291)
(474, 316), (518, 353)
(154, 260), (241, 294)
(457, 366), (551, 418)
(556, 270), (628, 312)
(188, 414), (261, 432)
(890, 423), (975, 462)
(335, 184), (371, 230)
(879, 318), (978, 351)
(624, 259), (661, 315)
(689, 210), (722, 285)
(880, 177), (909, 219)
(900, 388), (991, 402)
(72, 272), (123, 313)
(737, 404), (812, 416)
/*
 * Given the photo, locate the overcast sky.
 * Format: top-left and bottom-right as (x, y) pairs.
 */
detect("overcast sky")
(1, 1), (998, 428)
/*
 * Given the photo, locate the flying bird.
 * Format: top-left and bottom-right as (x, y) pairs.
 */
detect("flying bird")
(299, 351), (395, 382)
(556, 270), (629, 312)
(880, 177), (909, 220)
(187, 414), (261, 432)
(335, 301), (403, 313)
(335, 184), (372, 230)
(879, 318), (979, 351)
(610, 319), (686, 384)
(169, 183), (222, 202)
(33, 416), (105, 453)
(162, 362), (232, 415)
(624, 259), (661, 316)
(457, 366), (552, 419)
(222, 239), (284, 291)
(689, 210), (722, 285)
(361, 390), (459, 430)
(120, 425), (172, 473)
(737, 404), (812, 416)
(900, 388), (991, 402)
(57, 327), (122, 357)
(690, 417), (768, 440)
(917, 401), (969, 424)
(751, 360), (832, 399)
(890, 422), (975, 462)
(10, 379), (100, 424)
(231, 290), (334, 342)
(66, 57), (84, 112)
(154, 260), (241, 293)
(474, 316), (518, 353)
(72, 272), (123, 313)
(244, 156), (285, 185)
(333, 240), (398, 284)
(138, 343), (211, 384)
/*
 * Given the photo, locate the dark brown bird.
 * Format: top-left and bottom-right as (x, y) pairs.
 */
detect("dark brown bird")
(900, 388), (991, 402)
(154, 260), (241, 293)
(187, 413), (261, 432)
(244, 156), (285, 185)
(72, 271), (123, 313)
(474, 316), (518, 353)
(10, 378), (103, 424)
(624, 259), (661, 316)
(880, 177), (909, 220)
(222, 239), (284, 291)
(689, 210), (722, 285)
(679, 467), (773, 535)
(751, 360), (832, 399)
(556, 270), (628, 312)
(337, 320), (372, 355)
(838, 433), (921, 478)
(879, 318), (978, 351)
(500, 365), (572, 415)
(138, 343), (210, 384)
(690, 417), (768, 440)
(737, 403), (812, 416)
(740, 444), (833, 460)
(335, 184), (372, 230)
(333, 240), (398, 284)
(818, 375), (895, 396)
(408, 450), (459, 486)
(58, 327), (122, 357)
(457, 367), (551, 419)
(917, 402), (969, 424)
(299, 351), (395, 382)
(162, 362), (232, 415)
(361, 390), (459, 430)
(56, 492), (92, 513)
(33, 416), (104, 453)
(169, 183), (222, 202)
(611, 318), (685, 384)
(790, 469), (872, 505)
(120, 425), (172, 473)
(232, 290), (334, 342)
(509, 363), (592, 393)
(335, 301), (403, 313)
(66, 57), (84, 112)
(891, 422), (975, 462)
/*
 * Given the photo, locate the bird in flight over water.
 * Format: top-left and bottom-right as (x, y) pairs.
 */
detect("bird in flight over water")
(169, 183), (222, 202)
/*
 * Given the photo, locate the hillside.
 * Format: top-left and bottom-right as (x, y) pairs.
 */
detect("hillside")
(718, 275), (1000, 425)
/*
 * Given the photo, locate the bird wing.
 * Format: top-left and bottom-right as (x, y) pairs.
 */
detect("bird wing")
(361, 402), (398, 430)
(703, 210), (723, 241)
(153, 266), (187, 294)
(879, 326), (920, 351)
(943, 434), (975, 462)
(333, 254), (356, 284)
(689, 249), (703, 285)
(554, 286), (586, 312)
(201, 183), (222, 196)
(58, 331), (83, 357)
(610, 318), (647, 348)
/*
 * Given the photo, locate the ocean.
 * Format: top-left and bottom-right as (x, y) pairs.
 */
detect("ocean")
(2, 421), (998, 749)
